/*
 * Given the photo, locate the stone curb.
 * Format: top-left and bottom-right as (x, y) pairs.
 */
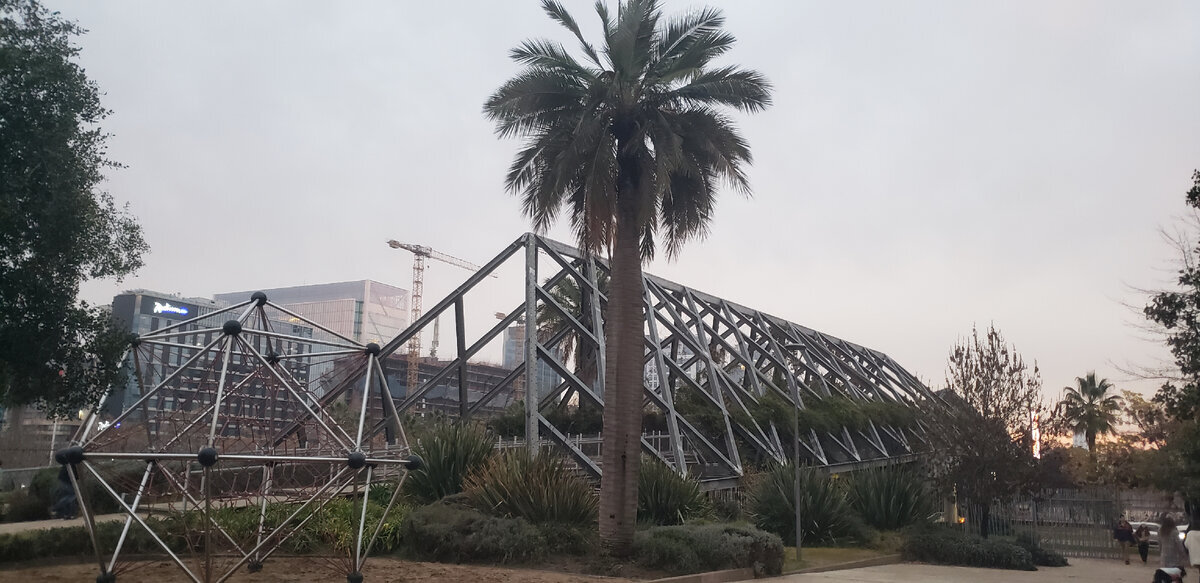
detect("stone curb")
(649, 567), (756, 583)
(781, 554), (902, 576)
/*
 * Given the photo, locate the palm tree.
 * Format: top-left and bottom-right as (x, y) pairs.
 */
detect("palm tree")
(1057, 372), (1122, 451)
(484, 0), (770, 554)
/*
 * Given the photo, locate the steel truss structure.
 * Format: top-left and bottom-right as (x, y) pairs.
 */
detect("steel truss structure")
(378, 233), (938, 486)
(63, 293), (420, 583)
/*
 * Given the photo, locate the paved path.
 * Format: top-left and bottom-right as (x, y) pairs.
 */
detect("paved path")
(768, 558), (1162, 582)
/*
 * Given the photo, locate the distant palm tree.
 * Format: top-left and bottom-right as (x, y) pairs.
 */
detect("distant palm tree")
(1057, 372), (1122, 450)
(484, 0), (770, 554)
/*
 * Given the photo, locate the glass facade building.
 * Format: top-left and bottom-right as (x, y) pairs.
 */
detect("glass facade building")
(214, 280), (408, 345)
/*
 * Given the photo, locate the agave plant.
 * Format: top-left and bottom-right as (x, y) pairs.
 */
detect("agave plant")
(464, 450), (598, 526)
(748, 463), (861, 545)
(402, 420), (495, 503)
(843, 466), (935, 530)
(637, 458), (710, 525)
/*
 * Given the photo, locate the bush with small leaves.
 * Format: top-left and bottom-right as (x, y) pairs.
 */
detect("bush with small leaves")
(400, 503), (545, 564)
(634, 523), (784, 576)
(901, 523), (1036, 571)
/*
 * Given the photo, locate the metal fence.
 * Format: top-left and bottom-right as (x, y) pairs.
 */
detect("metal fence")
(963, 488), (1174, 560)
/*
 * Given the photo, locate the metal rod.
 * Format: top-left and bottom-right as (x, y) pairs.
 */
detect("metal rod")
(203, 465), (213, 583)
(81, 461), (203, 583)
(108, 461), (155, 572)
(84, 451), (416, 465)
(254, 463), (272, 566)
(355, 353), (375, 448)
(207, 336), (235, 446)
(364, 472), (409, 557)
(264, 301), (364, 346)
(354, 465), (373, 571)
(455, 297), (468, 419)
(524, 235), (539, 458)
(65, 464), (106, 573)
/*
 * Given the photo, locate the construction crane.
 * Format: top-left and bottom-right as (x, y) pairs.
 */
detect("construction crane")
(386, 240), (494, 391)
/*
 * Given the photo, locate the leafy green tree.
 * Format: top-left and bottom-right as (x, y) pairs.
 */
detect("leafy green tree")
(1054, 372), (1121, 451)
(0, 0), (146, 416)
(484, 0), (770, 553)
(1144, 169), (1200, 520)
(928, 324), (1043, 537)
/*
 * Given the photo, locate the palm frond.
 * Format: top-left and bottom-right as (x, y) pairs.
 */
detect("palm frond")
(510, 38), (596, 79)
(542, 0), (604, 67)
(667, 65), (773, 113)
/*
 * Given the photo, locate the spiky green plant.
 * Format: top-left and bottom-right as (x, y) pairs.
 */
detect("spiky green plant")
(464, 450), (598, 526)
(748, 463), (861, 545)
(402, 420), (495, 503)
(637, 458), (710, 525)
(843, 466), (935, 530)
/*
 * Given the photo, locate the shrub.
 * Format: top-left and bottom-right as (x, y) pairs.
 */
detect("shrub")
(403, 420), (494, 503)
(634, 523), (784, 576)
(2, 491), (49, 522)
(1014, 532), (1068, 567)
(901, 524), (1035, 571)
(464, 450), (596, 526)
(843, 466), (935, 530)
(748, 464), (864, 545)
(638, 459), (709, 526)
(400, 503), (545, 564)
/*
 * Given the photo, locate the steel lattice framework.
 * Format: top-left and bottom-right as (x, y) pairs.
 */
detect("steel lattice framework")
(64, 294), (419, 583)
(378, 233), (937, 486)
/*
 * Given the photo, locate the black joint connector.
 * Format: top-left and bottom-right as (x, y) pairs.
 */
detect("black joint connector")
(251, 291), (268, 306)
(222, 320), (242, 336)
(403, 454), (424, 472)
(347, 572), (364, 583)
(347, 451), (367, 469)
(365, 343), (381, 356)
(96, 571), (117, 583)
(56, 445), (86, 465)
(247, 561), (263, 573)
(197, 447), (219, 467)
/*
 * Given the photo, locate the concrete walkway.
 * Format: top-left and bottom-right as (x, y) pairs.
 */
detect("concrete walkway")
(766, 558), (1163, 582)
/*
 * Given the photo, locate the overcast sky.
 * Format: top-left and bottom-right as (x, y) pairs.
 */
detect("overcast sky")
(56, 0), (1200, 401)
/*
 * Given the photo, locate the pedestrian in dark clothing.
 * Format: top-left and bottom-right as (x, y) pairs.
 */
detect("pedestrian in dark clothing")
(50, 466), (77, 520)
(1137, 524), (1153, 564)
(1114, 518), (1135, 564)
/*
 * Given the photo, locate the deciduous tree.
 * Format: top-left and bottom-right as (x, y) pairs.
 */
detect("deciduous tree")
(0, 0), (146, 416)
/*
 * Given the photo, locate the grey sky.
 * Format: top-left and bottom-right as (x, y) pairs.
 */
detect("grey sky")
(58, 0), (1200, 401)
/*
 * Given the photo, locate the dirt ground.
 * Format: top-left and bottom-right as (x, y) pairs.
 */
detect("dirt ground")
(0, 557), (641, 582)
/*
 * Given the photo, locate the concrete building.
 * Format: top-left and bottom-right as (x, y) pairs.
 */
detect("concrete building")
(215, 280), (408, 346)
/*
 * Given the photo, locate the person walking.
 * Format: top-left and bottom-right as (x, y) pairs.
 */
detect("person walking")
(1138, 524), (1153, 564)
(1114, 518), (1135, 565)
(1161, 516), (1190, 578)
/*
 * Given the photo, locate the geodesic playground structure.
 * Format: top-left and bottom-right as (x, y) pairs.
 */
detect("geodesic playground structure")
(59, 291), (420, 583)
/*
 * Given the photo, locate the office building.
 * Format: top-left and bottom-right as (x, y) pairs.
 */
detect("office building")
(215, 280), (408, 346)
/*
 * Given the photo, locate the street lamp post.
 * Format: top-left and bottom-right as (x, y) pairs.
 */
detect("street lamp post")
(783, 343), (804, 560)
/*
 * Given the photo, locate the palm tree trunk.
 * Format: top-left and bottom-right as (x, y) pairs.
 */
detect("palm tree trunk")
(598, 180), (645, 556)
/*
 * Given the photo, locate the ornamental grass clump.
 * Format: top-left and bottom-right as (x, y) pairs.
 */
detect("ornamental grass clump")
(748, 463), (864, 545)
(464, 450), (597, 526)
(637, 458), (710, 525)
(402, 420), (494, 503)
(843, 466), (935, 530)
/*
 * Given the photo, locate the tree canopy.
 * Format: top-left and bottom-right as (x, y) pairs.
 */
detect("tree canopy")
(0, 0), (146, 416)
(928, 324), (1043, 537)
(1055, 372), (1121, 451)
